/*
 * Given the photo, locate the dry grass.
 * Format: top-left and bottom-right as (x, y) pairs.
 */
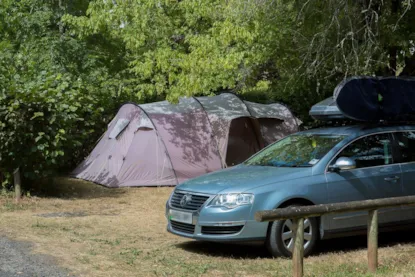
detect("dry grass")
(1, 178), (415, 277)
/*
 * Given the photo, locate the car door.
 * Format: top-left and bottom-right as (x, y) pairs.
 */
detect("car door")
(391, 131), (415, 223)
(325, 133), (403, 233)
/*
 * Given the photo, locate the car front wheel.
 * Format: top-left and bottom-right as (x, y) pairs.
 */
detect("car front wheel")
(266, 205), (318, 257)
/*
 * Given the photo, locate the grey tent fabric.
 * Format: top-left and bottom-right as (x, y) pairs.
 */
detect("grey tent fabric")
(109, 119), (130, 139)
(72, 93), (300, 187)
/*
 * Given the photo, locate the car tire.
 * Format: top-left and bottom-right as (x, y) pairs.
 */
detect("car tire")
(266, 204), (319, 258)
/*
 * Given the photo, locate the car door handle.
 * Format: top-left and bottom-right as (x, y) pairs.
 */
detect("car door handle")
(384, 176), (400, 182)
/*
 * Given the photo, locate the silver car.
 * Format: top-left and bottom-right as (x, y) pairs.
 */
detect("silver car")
(166, 125), (415, 257)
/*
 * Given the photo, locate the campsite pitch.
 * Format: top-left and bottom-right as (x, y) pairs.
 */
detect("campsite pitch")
(0, 178), (414, 277)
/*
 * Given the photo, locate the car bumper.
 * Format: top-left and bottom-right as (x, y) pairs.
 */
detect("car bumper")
(167, 220), (267, 242)
(166, 204), (268, 242)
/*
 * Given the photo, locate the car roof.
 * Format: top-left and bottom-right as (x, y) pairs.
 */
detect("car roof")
(298, 124), (415, 139)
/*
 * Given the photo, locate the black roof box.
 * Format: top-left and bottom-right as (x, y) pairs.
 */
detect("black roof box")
(310, 76), (415, 122)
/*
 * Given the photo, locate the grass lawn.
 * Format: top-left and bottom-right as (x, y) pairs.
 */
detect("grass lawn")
(1, 178), (414, 277)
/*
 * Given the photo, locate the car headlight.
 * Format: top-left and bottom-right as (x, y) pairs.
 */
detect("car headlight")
(208, 193), (254, 209)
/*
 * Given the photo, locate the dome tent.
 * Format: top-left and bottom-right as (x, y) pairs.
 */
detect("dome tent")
(72, 93), (300, 187)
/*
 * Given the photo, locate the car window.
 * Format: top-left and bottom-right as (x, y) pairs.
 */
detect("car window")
(245, 134), (345, 167)
(333, 133), (393, 169)
(393, 131), (415, 163)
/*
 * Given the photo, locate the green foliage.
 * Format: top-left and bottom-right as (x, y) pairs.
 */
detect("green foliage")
(0, 0), (132, 184)
(2, 0), (415, 185)
(63, 0), (415, 119)
(292, 0), (415, 77)
(275, 0), (415, 122)
(63, 0), (296, 102)
(1, 72), (106, 178)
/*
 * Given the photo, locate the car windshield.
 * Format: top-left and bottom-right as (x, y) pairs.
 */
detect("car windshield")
(245, 134), (346, 167)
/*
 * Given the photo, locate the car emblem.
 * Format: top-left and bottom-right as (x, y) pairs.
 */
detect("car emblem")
(180, 194), (192, 207)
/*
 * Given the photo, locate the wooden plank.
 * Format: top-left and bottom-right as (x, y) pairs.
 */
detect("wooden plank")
(255, 195), (415, 222)
(292, 218), (304, 277)
(367, 210), (378, 273)
(13, 168), (21, 202)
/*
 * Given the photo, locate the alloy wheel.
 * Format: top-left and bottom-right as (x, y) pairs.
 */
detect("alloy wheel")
(281, 218), (312, 252)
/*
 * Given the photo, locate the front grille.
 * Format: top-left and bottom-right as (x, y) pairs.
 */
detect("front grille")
(201, 225), (244, 235)
(171, 220), (195, 234)
(170, 191), (210, 211)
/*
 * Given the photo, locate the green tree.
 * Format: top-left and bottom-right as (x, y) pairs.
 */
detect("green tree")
(64, 0), (415, 118)
(63, 0), (296, 102)
(292, 0), (415, 77)
(0, 0), (137, 189)
(3, 0), (415, 191)
(272, 0), (415, 119)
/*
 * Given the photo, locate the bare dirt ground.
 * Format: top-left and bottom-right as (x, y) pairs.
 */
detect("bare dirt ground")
(1, 178), (415, 277)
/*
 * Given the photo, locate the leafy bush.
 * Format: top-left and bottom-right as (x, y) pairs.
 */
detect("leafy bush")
(0, 72), (109, 179)
(2, 0), (415, 188)
(0, 0), (123, 186)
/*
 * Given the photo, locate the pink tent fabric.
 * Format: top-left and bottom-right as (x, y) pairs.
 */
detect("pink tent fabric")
(72, 93), (300, 187)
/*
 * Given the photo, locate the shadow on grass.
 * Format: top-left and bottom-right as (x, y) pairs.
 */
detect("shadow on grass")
(176, 230), (415, 259)
(28, 177), (127, 199)
(316, 229), (415, 254)
(176, 240), (270, 259)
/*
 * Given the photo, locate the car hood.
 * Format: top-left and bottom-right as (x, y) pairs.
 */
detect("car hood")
(176, 165), (313, 194)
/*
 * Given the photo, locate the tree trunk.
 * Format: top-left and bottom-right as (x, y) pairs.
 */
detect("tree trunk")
(400, 54), (415, 76)
(389, 46), (398, 76)
(13, 168), (21, 202)
(388, 0), (401, 76)
(391, 0), (401, 13)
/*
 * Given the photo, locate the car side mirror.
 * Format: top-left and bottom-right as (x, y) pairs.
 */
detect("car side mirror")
(328, 157), (356, 172)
